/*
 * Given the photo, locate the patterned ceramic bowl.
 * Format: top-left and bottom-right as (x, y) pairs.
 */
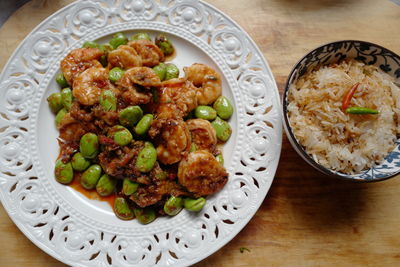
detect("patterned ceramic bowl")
(283, 40), (400, 181)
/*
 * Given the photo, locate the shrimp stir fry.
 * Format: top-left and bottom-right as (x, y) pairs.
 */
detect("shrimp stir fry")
(117, 67), (161, 105)
(73, 67), (113, 105)
(186, 119), (217, 153)
(178, 150), (228, 196)
(129, 40), (164, 67)
(149, 78), (197, 135)
(155, 119), (191, 165)
(184, 63), (222, 105)
(158, 78), (198, 117)
(108, 45), (142, 69)
(51, 32), (233, 224)
(118, 67), (161, 88)
(61, 48), (103, 85)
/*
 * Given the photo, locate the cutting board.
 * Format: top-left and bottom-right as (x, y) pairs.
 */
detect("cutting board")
(1, 0), (400, 266)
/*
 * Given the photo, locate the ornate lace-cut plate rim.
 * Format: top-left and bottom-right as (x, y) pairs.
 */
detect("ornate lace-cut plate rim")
(0, 0), (282, 266)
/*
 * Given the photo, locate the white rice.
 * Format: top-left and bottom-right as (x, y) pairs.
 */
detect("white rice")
(287, 60), (400, 174)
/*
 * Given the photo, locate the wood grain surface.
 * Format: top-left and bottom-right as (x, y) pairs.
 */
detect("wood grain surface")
(1, 0), (400, 266)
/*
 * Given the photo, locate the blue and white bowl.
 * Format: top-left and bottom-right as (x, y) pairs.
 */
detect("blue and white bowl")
(283, 40), (400, 181)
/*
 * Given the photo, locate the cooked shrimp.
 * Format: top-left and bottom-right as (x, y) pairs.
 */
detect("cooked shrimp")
(178, 150), (228, 196)
(117, 67), (161, 88)
(107, 45), (142, 69)
(129, 40), (164, 67)
(148, 104), (181, 139)
(158, 78), (198, 116)
(60, 48), (103, 85)
(155, 103), (181, 120)
(184, 63), (222, 105)
(156, 119), (191, 165)
(120, 88), (152, 106)
(116, 67), (161, 105)
(149, 79), (197, 139)
(147, 78), (197, 133)
(186, 119), (217, 152)
(72, 67), (113, 105)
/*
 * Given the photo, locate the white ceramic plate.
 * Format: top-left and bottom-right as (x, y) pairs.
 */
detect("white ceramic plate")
(0, 0), (282, 266)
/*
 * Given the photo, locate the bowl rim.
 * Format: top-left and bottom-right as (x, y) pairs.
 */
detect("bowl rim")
(282, 39), (400, 182)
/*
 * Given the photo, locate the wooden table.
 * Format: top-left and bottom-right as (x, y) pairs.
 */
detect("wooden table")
(1, 0), (400, 266)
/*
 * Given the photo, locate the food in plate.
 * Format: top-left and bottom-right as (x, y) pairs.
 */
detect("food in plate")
(287, 60), (400, 174)
(48, 32), (234, 224)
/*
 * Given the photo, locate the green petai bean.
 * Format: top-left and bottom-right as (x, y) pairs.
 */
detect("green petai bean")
(122, 178), (139, 196)
(164, 196), (183, 216)
(96, 174), (117, 197)
(194, 106), (217, 120)
(131, 32), (151, 41)
(109, 32), (128, 49)
(165, 63), (179, 80)
(213, 96), (233, 120)
(152, 63), (167, 81)
(100, 44), (112, 53)
(80, 164), (102, 189)
(135, 142), (157, 173)
(61, 87), (73, 111)
(211, 117), (232, 142)
(71, 152), (91, 171)
(114, 197), (134, 220)
(155, 34), (174, 56)
(184, 197), (206, 212)
(134, 114), (153, 135)
(215, 154), (224, 165)
(56, 73), (69, 88)
(119, 106), (143, 127)
(54, 159), (74, 184)
(55, 108), (67, 126)
(100, 90), (117, 112)
(82, 41), (99, 48)
(109, 125), (133, 146)
(79, 133), (99, 159)
(109, 67), (125, 83)
(134, 207), (156, 224)
(47, 92), (63, 114)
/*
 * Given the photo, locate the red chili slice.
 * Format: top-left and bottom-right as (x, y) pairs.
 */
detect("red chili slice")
(342, 82), (360, 111)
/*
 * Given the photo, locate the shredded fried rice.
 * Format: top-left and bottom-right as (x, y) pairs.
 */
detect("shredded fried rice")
(287, 60), (400, 174)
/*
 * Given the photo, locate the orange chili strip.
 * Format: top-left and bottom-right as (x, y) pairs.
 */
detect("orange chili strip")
(342, 82), (360, 111)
